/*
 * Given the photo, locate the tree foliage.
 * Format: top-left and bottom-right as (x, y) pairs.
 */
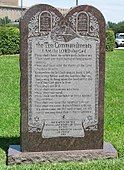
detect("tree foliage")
(106, 30), (115, 51)
(107, 21), (124, 34)
(0, 26), (20, 55)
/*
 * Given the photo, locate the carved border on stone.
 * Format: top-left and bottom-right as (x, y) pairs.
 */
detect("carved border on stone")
(39, 11), (52, 34)
(83, 40), (99, 131)
(28, 12), (40, 38)
(28, 11), (99, 39)
(27, 9), (100, 133)
(76, 11), (90, 35)
(28, 11), (61, 38)
(68, 12), (99, 38)
(88, 12), (99, 37)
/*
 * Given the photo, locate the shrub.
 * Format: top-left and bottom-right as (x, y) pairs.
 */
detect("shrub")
(6, 23), (19, 28)
(0, 16), (11, 26)
(106, 30), (115, 51)
(0, 26), (20, 55)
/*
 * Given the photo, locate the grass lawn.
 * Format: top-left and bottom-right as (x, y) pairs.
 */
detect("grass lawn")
(0, 50), (124, 169)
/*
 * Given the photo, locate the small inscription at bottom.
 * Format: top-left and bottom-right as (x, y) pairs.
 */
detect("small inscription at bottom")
(42, 119), (84, 138)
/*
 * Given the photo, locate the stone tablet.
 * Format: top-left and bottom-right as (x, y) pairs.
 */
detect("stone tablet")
(20, 4), (106, 152)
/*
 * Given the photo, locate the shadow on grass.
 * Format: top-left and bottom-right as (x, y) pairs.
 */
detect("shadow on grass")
(0, 136), (20, 152)
(0, 137), (20, 165)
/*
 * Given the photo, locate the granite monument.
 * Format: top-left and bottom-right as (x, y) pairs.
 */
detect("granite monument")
(8, 4), (117, 165)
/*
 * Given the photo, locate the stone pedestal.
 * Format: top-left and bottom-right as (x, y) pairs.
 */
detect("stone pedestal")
(8, 142), (118, 165)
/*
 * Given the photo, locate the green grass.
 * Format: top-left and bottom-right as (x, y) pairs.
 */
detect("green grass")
(104, 50), (124, 158)
(0, 50), (124, 169)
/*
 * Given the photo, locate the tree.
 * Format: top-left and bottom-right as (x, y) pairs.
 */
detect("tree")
(0, 16), (11, 26)
(107, 21), (124, 34)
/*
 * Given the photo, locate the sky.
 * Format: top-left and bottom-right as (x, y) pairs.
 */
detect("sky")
(19, 0), (124, 23)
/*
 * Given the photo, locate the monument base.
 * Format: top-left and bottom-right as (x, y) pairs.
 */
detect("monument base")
(8, 142), (118, 165)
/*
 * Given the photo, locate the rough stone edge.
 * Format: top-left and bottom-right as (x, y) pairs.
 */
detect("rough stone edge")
(7, 142), (118, 165)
